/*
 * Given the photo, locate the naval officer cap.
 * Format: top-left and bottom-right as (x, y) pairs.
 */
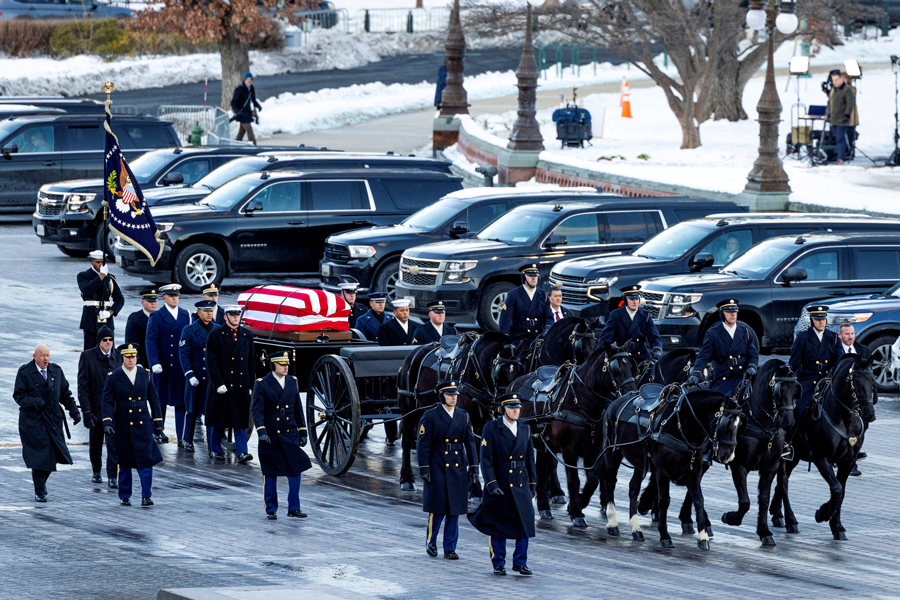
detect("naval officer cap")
(519, 264), (540, 276)
(427, 301), (446, 313)
(392, 298), (411, 309)
(118, 343), (139, 357)
(88, 250), (105, 261)
(368, 291), (388, 302)
(159, 283), (182, 296)
(140, 289), (158, 301)
(716, 298), (739, 312)
(498, 393), (522, 408)
(622, 284), (642, 299)
(268, 350), (290, 364)
(195, 300), (216, 311)
(808, 305), (829, 319)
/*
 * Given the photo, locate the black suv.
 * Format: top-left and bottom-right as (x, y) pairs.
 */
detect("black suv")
(639, 232), (900, 353)
(114, 169), (464, 293)
(319, 187), (607, 300)
(551, 212), (900, 322)
(0, 114), (179, 211)
(33, 145), (297, 258)
(394, 197), (741, 330)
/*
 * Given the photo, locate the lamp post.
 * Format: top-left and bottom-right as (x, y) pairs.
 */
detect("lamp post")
(743, 0), (798, 210)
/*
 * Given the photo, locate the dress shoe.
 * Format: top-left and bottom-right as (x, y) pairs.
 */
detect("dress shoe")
(237, 452), (254, 464)
(159, 432), (170, 443)
(34, 494), (47, 503)
(386, 440), (396, 447)
(120, 498), (131, 506)
(267, 513), (277, 520)
(512, 565), (533, 576)
(184, 442), (195, 453)
(493, 565), (506, 576)
(444, 551), (459, 560)
(857, 447), (867, 460)
(153, 434), (164, 444)
(850, 467), (862, 477)
(91, 472), (102, 484)
(426, 542), (437, 557)
(141, 497), (154, 506)
(287, 510), (307, 518)
(177, 439), (185, 449)
(209, 451), (226, 460)
(108, 479), (118, 489)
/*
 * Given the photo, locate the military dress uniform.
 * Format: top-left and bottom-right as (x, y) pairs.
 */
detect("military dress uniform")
(378, 318), (416, 346)
(251, 352), (312, 519)
(190, 284), (226, 326)
(789, 306), (841, 418)
(417, 381), (477, 558)
(338, 282), (366, 330)
(597, 285), (662, 363)
(101, 344), (163, 506)
(356, 292), (393, 342)
(77, 252), (125, 350)
(146, 285), (191, 443)
(468, 394), (536, 575)
(498, 265), (554, 350)
(76, 326), (121, 485)
(179, 301), (221, 451)
(412, 301), (458, 344)
(125, 290), (157, 369)
(690, 299), (758, 396)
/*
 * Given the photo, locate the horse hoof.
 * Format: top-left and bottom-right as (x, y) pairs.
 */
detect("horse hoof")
(400, 482), (416, 492)
(551, 495), (567, 505)
(815, 508), (829, 523)
(660, 539), (675, 549)
(607, 526), (619, 537)
(632, 531), (644, 542)
(539, 510), (554, 520)
(681, 523), (695, 535)
(761, 535), (776, 547)
(571, 517), (588, 528)
(833, 531), (848, 541)
(698, 539), (710, 551)
(786, 524), (800, 534)
(721, 512), (740, 526)
(651, 511), (659, 523)
(706, 525), (714, 538)
(772, 517), (786, 528)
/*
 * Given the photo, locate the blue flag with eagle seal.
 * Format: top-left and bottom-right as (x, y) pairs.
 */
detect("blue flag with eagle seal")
(103, 107), (163, 266)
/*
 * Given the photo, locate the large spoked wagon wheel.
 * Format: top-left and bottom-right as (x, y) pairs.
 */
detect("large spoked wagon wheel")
(306, 355), (361, 476)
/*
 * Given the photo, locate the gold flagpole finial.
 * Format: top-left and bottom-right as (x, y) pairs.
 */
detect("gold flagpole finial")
(103, 81), (115, 102)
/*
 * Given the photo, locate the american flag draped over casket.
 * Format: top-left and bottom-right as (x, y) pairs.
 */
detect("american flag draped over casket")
(237, 285), (350, 332)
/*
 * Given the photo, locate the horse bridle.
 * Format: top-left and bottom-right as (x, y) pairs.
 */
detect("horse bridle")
(457, 338), (520, 408)
(657, 389), (742, 463)
(570, 325), (597, 363)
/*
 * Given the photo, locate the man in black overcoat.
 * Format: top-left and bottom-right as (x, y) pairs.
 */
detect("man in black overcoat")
(412, 301), (458, 345)
(124, 289), (158, 369)
(206, 305), (255, 462)
(78, 250), (125, 350)
(251, 351), (312, 520)
(687, 298), (759, 396)
(13, 344), (82, 501)
(468, 394), (536, 576)
(102, 343), (164, 506)
(77, 325), (121, 487)
(498, 264), (554, 351)
(378, 299), (416, 347)
(417, 380), (477, 560)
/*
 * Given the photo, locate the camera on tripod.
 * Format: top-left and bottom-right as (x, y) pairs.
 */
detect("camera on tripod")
(821, 77), (833, 95)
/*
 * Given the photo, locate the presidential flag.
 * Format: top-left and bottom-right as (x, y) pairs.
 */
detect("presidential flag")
(103, 107), (163, 266)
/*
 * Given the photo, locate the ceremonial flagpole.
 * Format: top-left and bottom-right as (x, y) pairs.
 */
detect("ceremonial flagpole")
(102, 80), (115, 266)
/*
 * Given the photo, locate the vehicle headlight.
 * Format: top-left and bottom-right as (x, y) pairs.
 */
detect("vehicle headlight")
(157, 222), (174, 233)
(585, 276), (618, 302)
(827, 312), (872, 326)
(348, 245), (376, 259)
(66, 193), (96, 214)
(444, 260), (477, 283)
(670, 293), (702, 305)
(666, 293), (702, 318)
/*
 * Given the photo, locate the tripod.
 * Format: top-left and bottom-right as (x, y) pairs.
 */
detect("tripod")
(889, 58), (900, 167)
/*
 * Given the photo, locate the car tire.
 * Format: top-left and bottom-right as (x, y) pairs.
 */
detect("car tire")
(58, 246), (89, 258)
(373, 259), (401, 302)
(866, 335), (899, 393)
(94, 224), (116, 260)
(479, 281), (515, 332)
(174, 243), (225, 294)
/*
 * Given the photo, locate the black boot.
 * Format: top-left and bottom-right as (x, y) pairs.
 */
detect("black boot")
(91, 472), (102, 484)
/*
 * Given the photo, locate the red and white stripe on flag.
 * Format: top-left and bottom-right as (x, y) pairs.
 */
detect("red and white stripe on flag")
(237, 285), (350, 332)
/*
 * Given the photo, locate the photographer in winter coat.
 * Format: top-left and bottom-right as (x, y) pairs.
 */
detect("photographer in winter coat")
(231, 72), (262, 145)
(826, 69), (856, 165)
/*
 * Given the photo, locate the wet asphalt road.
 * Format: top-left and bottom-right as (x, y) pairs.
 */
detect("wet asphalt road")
(0, 223), (898, 599)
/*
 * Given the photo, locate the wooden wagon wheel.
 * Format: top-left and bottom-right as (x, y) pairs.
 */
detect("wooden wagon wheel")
(306, 354), (361, 476)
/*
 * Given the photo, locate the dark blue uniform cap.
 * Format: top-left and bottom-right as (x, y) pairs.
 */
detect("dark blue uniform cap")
(368, 292), (388, 302)
(140, 289), (158, 301)
(195, 300), (216, 310)
(809, 305), (829, 319)
(519, 264), (540, 276)
(716, 298), (739, 312)
(268, 350), (290, 364)
(118, 343), (139, 357)
(622, 284), (642, 298)
(438, 380), (459, 395)
(427, 300), (446, 313)
(498, 393), (522, 408)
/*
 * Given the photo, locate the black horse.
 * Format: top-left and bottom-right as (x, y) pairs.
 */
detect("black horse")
(654, 348), (697, 385)
(397, 332), (522, 497)
(523, 316), (599, 372)
(589, 384), (742, 549)
(770, 353), (876, 540)
(509, 342), (637, 526)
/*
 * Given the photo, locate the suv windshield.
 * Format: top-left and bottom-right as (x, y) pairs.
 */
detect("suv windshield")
(724, 240), (796, 278)
(476, 209), (555, 244)
(634, 222), (715, 260)
(200, 174), (262, 210)
(128, 150), (174, 183)
(401, 199), (465, 230)
(193, 157), (266, 190)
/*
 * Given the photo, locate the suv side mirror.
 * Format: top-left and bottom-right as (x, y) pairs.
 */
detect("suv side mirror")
(449, 220), (468, 237)
(2, 143), (18, 158)
(545, 234), (567, 249)
(244, 200), (263, 214)
(689, 252), (715, 272)
(161, 172), (184, 186)
(782, 267), (808, 284)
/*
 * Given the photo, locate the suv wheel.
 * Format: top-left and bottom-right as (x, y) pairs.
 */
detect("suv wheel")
(373, 259), (401, 301)
(174, 243), (225, 294)
(480, 282), (514, 332)
(58, 246), (89, 258)
(867, 335), (899, 393)
(94, 224), (116, 259)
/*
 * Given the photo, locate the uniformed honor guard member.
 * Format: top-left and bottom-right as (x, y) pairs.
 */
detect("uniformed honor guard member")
(251, 351), (312, 520)
(498, 264), (554, 351)
(78, 250), (125, 350)
(789, 305), (841, 421)
(13, 344), (82, 502)
(102, 343), (164, 506)
(146, 284), (191, 445)
(687, 299), (759, 396)
(125, 290), (158, 369)
(191, 284), (226, 326)
(356, 291), (393, 342)
(77, 325), (121, 487)
(339, 283), (366, 330)
(412, 301), (458, 345)
(598, 285), (663, 364)
(206, 305), (256, 462)
(468, 394), (536, 576)
(179, 300), (221, 452)
(417, 380), (477, 560)
(378, 298), (416, 346)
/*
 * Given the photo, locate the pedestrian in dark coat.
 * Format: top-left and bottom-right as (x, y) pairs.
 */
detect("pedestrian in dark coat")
(356, 292), (392, 342)
(206, 305), (255, 462)
(378, 299), (416, 346)
(598, 285), (662, 364)
(231, 72), (262, 145)
(412, 300), (457, 344)
(468, 394), (536, 576)
(434, 65), (447, 107)
(498, 265), (554, 351)
(102, 343), (163, 506)
(417, 380), (477, 559)
(14, 345), (82, 501)
(124, 290), (158, 369)
(76, 325), (121, 486)
(146, 284), (191, 444)
(179, 300), (221, 452)
(789, 305), (841, 418)
(339, 283), (366, 330)
(689, 299), (758, 397)
(78, 250), (125, 350)
(251, 351), (312, 519)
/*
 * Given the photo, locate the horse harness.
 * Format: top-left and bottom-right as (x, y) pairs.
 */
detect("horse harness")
(809, 365), (869, 448)
(738, 373), (797, 454)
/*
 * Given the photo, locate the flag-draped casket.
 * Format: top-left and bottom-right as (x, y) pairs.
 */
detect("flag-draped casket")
(237, 285), (350, 332)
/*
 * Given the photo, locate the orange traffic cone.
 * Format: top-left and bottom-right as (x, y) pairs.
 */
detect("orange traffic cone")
(621, 79), (632, 118)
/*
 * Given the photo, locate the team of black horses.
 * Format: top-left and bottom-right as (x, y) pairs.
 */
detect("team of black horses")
(395, 316), (877, 551)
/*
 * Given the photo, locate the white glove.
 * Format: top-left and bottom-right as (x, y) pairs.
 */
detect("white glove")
(217, 385), (227, 394)
(189, 377), (200, 387)
(151, 364), (163, 374)
(99, 264), (109, 276)
(97, 310), (111, 319)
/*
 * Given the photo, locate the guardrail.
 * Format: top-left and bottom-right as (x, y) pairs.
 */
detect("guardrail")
(286, 8), (350, 47)
(157, 105), (252, 146)
(354, 7), (450, 33)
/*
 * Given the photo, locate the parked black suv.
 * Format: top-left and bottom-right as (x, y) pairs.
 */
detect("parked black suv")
(551, 212), (900, 322)
(33, 145), (296, 258)
(319, 187), (605, 300)
(394, 197), (742, 330)
(639, 232), (900, 353)
(1, 114), (179, 211)
(114, 169), (464, 293)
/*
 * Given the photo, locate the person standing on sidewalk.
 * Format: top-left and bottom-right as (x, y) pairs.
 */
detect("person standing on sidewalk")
(77, 325), (121, 488)
(827, 69), (856, 165)
(231, 72), (262, 145)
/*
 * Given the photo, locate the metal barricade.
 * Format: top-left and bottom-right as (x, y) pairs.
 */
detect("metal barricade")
(157, 105), (252, 146)
(287, 8), (350, 46)
(355, 7), (448, 33)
